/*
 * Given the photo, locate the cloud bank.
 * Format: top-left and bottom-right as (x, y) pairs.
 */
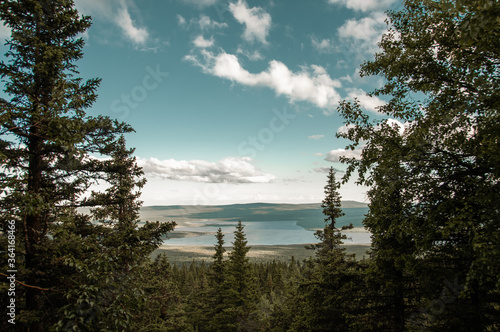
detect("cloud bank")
(138, 156), (276, 183)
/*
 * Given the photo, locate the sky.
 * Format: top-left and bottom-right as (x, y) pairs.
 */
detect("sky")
(1, 0), (404, 206)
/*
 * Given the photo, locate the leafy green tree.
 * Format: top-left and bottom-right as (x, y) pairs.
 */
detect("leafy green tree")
(337, 0), (500, 329)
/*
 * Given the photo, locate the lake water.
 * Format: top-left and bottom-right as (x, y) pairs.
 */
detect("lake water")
(163, 220), (371, 246)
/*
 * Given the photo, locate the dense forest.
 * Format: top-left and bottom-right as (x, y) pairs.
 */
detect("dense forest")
(0, 0), (499, 331)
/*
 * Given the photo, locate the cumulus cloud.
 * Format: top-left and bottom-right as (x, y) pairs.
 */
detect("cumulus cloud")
(198, 14), (228, 30)
(185, 50), (342, 112)
(229, 0), (271, 44)
(327, 0), (398, 12)
(346, 88), (385, 113)
(337, 12), (388, 56)
(308, 135), (325, 140)
(338, 12), (387, 41)
(193, 35), (214, 48)
(324, 148), (363, 162)
(311, 36), (335, 53)
(138, 157), (276, 183)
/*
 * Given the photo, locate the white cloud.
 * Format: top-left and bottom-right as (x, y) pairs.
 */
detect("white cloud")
(236, 48), (264, 61)
(115, 4), (149, 45)
(198, 14), (228, 30)
(337, 119), (408, 142)
(138, 157), (276, 183)
(0, 21), (11, 40)
(313, 166), (343, 173)
(325, 148), (363, 162)
(308, 135), (325, 140)
(229, 0), (271, 44)
(384, 118), (408, 135)
(346, 88), (385, 113)
(74, 0), (149, 46)
(311, 36), (335, 53)
(193, 35), (214, 48)
(327, 0), (398, 12)
(177, 14), (187, 26)
(337, 12), (388, 57)
(338, 12), (387, 41)
(180, 0), (218, 8)
(337, 123), (356, 135)
(185, 50), (342, 112)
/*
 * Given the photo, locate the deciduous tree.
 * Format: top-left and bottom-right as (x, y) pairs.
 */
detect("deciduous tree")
(337, 0), (500, 329)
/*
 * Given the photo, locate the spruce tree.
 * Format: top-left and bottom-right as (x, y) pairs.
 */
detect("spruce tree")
(309, 167), (350, 261)
(206, 228), (227, 331)
(293, 167), (363, 331)
(0, 1), (172, 329)
(215, 221), (257, 331)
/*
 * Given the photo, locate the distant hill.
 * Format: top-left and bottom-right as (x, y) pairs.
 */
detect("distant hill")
(140, 201), (369, 229)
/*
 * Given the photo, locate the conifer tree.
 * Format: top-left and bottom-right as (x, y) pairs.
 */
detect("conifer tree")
(0, 1), (173, 329)
(293, 167), (362, 331)
(215, 221), (257, 331)
(309, 167), (350, 261)
(206, 228), (227, 331)
(211, 227), (226, 287)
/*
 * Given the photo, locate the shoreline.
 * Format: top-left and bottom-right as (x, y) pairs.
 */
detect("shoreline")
(153, 243), (371, 264)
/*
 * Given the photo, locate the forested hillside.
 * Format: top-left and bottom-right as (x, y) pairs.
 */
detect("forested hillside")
(0, 0), (498, 331)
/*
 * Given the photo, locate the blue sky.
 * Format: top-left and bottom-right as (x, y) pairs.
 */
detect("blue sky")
(1, 0), (403, 206)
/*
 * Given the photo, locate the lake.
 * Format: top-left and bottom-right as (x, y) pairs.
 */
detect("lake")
(163, 220), (371, 246)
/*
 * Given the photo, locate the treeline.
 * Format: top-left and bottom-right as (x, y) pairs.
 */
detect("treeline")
(1, 0), (499, 331)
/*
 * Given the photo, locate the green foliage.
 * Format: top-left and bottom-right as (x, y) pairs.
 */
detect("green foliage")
(0, 1), (174, 330)
(337, 0), (500, 329)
